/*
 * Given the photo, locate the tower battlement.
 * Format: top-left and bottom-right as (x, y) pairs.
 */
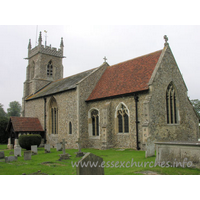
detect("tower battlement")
(26, 31), (64, 59)
(27, 44), (64, 58)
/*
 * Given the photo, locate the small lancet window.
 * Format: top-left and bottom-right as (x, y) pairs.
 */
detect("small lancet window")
(47, 60), (53, 76)
(69, 122), (72, 134)
(117, 104), (129, 133)
(166, 82), (178, 124)
(91, 109), (99, 136)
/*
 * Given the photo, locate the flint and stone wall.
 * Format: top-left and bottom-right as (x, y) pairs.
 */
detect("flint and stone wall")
(147, 46), (199, 145)
(24, 89), (78, 149)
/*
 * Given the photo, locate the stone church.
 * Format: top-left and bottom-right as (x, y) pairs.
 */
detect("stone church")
(15, 32), (199, 150)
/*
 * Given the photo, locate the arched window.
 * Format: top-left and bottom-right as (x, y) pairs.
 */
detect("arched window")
(49, 97), (58, 134)
(47, 60), (53, 76)
(166, 82), (177, 124)
(69, 122), (72, 134)
(90, 109), (99, 136)
(116, 103), (129, 133)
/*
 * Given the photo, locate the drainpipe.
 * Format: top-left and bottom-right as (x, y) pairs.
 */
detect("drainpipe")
(134, 93), (140, 150)
(44, 97), (47, 143)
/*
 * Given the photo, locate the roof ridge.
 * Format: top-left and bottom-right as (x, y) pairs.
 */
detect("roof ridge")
(108, 49), (163, 68)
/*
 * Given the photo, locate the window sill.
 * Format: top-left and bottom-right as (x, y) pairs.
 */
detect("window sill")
(89, 136), (100, 140)
(166, 123), (180, 126)
(116, 133), (130, 135)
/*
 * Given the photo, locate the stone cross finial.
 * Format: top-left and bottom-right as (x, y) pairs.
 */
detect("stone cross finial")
(103, 56), (107, 63)
(164, 35), (169, 46)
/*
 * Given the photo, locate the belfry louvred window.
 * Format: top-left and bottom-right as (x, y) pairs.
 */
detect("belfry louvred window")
(117, 104), (129, 133)
(166, 82), (177, 124)
(47, 60), (53, 76)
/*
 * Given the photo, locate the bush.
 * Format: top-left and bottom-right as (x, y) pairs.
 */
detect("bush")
(19, 134), (42, 150)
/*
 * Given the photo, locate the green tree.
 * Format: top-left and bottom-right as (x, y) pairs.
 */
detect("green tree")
(7, 101), (22, 117)
(191, 99), (200, 119)
(0, 103), (7, 117)
(0, 117), (9, 144)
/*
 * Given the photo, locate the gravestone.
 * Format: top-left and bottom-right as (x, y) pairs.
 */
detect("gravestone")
(0, 151), (5, 159)
(76, 153), (104, 175)
(9, 151), (14, 155)
(31, 145), (38, 155)
(145, 136), (155, 158)
(76, 138), (84, 157)
(14, 147), (21, 157)
(58, 139), (70, 161)
(5, 156), (17, 163)
(45, 144), (51, 153)
(24, 151), (32, 160)
(56, 143), (62, 151)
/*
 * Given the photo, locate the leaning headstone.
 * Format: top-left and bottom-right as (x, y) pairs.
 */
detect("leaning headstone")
(24, 151), (32, 160)
(14, 147), (21, 157)
(76, 138), (84, 157)
(5, 156), (17, 163)
(45, 144), (51, 153)
(31, 145), (38, 155)
(56, 143), (62, 151)
(145, 136), (155, 158)
(76, 153), (104, 175)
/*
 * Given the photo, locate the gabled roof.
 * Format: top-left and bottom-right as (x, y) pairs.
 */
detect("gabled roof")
(26, 68), (96, 100)
(7, 116), (44, 132)
(87, 50), (162, 101)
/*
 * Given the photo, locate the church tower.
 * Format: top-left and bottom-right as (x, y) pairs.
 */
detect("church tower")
(22, 31), (64, 116)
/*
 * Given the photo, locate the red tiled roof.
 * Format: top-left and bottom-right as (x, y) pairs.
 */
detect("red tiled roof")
(9, 116), (44, 132)
(87, 50), (162, 101)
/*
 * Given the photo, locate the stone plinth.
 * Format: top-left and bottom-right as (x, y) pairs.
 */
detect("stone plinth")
(155, 142), (200, 168)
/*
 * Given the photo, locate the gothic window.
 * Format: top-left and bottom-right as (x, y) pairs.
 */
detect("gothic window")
(116, 104), (129, 133)
(69, 122), (72, 134)
(91, 109), (99, 136)
(47, 60), (53, 76)
(49, 97), (58, 134)
(166, 82), (178, 124)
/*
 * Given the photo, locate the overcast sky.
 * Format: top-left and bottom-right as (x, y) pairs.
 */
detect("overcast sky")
(1, 25), (200, 111)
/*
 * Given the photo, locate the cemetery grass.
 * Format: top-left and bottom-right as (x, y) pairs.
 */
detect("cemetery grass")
(0, 145), (200, 175)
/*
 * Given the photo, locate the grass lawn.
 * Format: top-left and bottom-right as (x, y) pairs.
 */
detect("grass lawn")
(0, 144), (200, 175)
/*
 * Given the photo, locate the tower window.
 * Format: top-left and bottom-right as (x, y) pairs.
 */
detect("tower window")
(47, 60), (53, 76)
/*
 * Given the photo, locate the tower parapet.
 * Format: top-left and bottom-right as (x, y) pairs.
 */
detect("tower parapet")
(26, 31), (64, 59)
